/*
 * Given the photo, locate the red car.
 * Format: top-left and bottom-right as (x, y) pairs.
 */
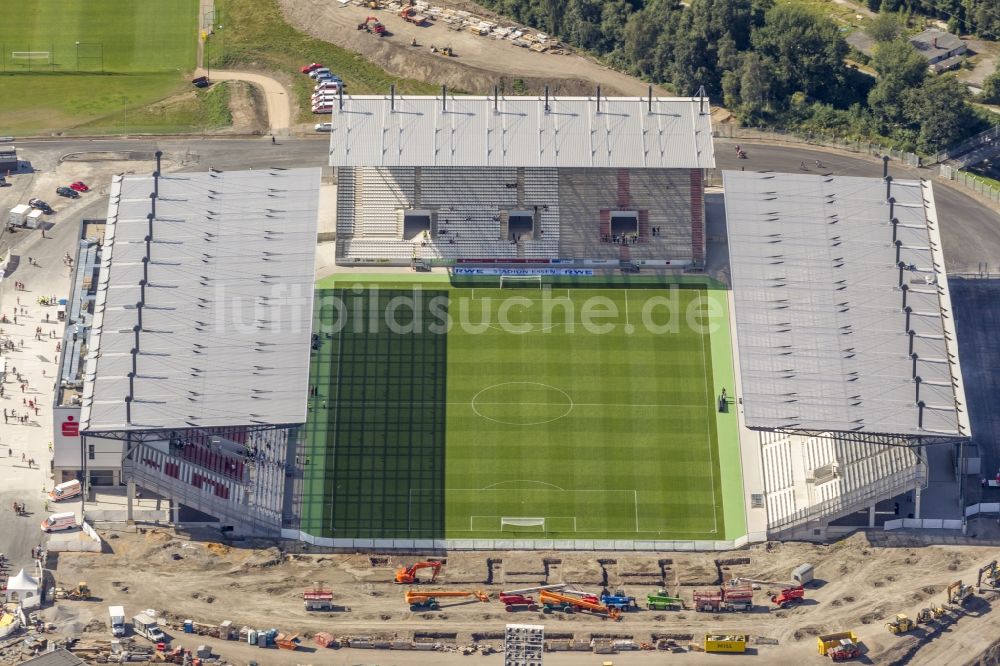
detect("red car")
(300, 62), (324, 74)
(70, 181), (89, 192)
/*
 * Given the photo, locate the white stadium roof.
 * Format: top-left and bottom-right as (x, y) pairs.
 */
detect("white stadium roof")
(725, 171), (970, 438)
(80, 168), (321, 432)
(327, 94), (715, 169)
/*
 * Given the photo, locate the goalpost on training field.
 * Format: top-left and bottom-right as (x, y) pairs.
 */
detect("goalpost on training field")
(499, 275), (543, 289)
(500, 516), (546, 531)
(10, 51), (51, 67)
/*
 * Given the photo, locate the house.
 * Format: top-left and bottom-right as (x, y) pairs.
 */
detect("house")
(909, 29), (967, 73)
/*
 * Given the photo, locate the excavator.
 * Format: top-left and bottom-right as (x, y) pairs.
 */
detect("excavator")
(404, 589), (489, 611)
(357, 16), (387, 36)
(394, 560), (442, 585)
(977, 560), (999, 591)
(539, 589), (621, 620)
(727, 577), (805, 609)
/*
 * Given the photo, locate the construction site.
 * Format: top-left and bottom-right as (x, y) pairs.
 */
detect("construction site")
(0, 528), (998, 664)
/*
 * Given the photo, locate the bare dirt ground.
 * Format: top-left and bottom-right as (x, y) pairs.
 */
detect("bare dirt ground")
(279, 0), (668, 97)
(26, 528), (1000, 665)
(225, 81), (269, 136)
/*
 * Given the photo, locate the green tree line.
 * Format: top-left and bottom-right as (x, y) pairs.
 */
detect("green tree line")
(476, 0), (993, 152)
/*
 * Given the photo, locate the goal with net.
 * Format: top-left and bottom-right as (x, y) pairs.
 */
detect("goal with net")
(11, 52), (51, 65)
(499, 275), (543, 289)
(500, 516), (546, 531)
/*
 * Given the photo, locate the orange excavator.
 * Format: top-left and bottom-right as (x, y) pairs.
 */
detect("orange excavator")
(405, 589), (489, 611)
(357, 16), (387, 36)
(539, 589), (622, 620)
(394, 560), (443, 584)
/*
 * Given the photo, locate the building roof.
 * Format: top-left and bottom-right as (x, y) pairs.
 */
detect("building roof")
(20, 651), (85, 666)
(724, 171), (970, 438)
(910, 29), (964, 60)
(80, 168), (321, 433)
(327, 94), (715, 169)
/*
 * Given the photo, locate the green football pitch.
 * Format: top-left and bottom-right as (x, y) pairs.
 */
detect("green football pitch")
(301, 280), (745, 542)
(0, 0), (197, 73)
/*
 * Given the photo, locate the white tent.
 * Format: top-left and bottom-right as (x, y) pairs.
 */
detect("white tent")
(5, 568), (40, 609)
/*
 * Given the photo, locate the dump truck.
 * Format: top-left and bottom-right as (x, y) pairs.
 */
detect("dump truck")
(693, 584), (753, 612)
(817, 631), (860, 661)
(600, 590), (638, 612)
(704, 634), (747, 653)
(646, 590), (683, 610)
(133, 612), (166, 643)
(886, 613), (916, 634)
(108, 606), (126, 637)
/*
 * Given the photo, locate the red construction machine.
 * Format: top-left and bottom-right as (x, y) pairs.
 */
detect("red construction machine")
(394, 560), (442, 585)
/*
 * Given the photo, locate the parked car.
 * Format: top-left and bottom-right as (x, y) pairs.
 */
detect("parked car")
(56, 186), (79, 199)
(70, 181), (89, 192)
(300, 62), (324, 74)
(28, 198), (53, 213)
(314, 80), (341, 90)
(315, 123), (333, 132)
(191, 75), (209, 88)
(312, 106), (333, 115)
(308, 67), (332, 79)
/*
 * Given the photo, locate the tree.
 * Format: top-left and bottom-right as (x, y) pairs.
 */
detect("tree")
(866, 11), (902, 42)
(739, 52), (774, 118)
(867, 38), (927, 125)
(979, 69), (1000, 104)
(904, 75), (974, 152)
(751, 5), (849, 104)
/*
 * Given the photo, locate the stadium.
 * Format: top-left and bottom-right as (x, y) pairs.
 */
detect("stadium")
(65, 93), (970, 551)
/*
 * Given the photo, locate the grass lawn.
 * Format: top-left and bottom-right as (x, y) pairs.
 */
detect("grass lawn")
(213, 0), (436, 124)
(301, 283), (745, 543)
(0, 0), (198, 135)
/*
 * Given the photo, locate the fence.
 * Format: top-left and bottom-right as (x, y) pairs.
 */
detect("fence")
(281, 529), (769, 552)
(713, 125), (923, 167)
(884, 518), (964, 531)
(715, 125), (1000, 207)
(939, 165), (1000, 204)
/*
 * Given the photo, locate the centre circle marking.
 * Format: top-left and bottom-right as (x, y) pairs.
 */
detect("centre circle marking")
(471, 381), (574, 426)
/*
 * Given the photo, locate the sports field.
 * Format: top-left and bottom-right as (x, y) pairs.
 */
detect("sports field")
(0, 0), (198, 134)
(301, 278), (745, 542)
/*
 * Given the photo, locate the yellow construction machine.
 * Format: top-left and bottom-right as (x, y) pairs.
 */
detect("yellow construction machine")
(55, 582), (92, 600)
(946, 580), (973, 606)
(885, 613), (916, 634)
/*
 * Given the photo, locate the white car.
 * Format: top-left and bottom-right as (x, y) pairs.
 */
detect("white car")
(315, 123), (333, 132)
(314, 82), (341, 92)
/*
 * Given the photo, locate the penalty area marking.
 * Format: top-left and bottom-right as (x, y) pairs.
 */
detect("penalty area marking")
(481, 479), (567, 491)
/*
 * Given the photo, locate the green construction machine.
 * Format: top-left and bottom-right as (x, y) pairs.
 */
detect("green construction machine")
(646, 589), (684, 611)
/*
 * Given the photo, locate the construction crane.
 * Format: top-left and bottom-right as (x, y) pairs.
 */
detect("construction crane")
(404, 589), (489, 611)
(394, 560), (442, 585)
(646, 589), (684, 610)
(497, 584), (566, 611)
(977, 560), (999, 590)
(539, 589), (621, 620)
(946, 580), (973, 606)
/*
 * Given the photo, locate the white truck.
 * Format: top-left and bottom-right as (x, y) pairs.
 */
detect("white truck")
(132, 612), (165, 643)
(108, 605), (126, 637)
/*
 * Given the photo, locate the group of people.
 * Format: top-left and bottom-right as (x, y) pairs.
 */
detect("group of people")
(603, 233), (639, 245)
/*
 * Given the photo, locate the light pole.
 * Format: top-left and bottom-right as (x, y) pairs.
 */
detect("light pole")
(75, 41), (80, 71)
